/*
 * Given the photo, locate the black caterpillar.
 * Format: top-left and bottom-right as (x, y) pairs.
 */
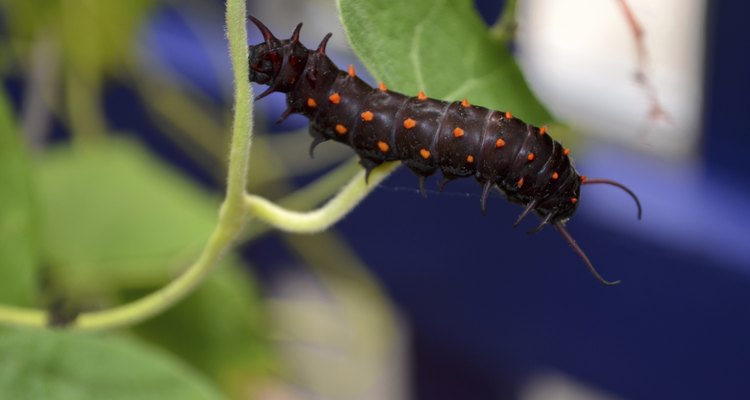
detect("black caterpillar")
(247, 17), (642, 285)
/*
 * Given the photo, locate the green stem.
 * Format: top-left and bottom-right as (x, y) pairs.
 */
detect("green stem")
(0, 0), (253, 331)
(244, 161), (400, 233)
(241, 156), (362, 240)
(73, 217), (241, 330)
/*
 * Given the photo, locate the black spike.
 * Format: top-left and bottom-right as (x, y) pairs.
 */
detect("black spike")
(254, 85), (277, 100)
(275, 107), (294, 124)
(248, 16), (280, 46)
(316, 33), (333, 54)
(290, 22), (303, 43)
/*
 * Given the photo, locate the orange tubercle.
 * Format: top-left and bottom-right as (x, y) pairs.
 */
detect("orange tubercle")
(551, 172), (559, 180)
(377, 141), (390, 153)
(539, 125), (548, 135)
(466, 154), (475, 163)
(403, 118), (417, 129)
(306, 98), (317, 108)
(329, 92), (341, 104)
(527, 153), (535, 161)
(379, 82), (388, 91)
(570, 197), (578, 204)
(348, 64), (356, 78)
(420, 148), (431, 159)
(505, 111), (513, 119)
(461, 98), (470, 108)
(335, 124), (347, 135)
(580, 175), (587, 183)
(517, 177), (524, 188)
(453, 127), (465, 138)
(417, 91), (427, 101)
(495, 138), (506, 148)
(361, 111), (374, 122)
(563, 148), (571, 156)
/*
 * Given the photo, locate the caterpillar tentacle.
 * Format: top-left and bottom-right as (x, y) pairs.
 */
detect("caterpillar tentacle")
(247, 17), (640, 285)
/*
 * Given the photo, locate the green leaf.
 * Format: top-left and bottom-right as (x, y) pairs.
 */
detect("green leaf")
(0, 92), (38, 307)
(129, 262), (273, 397)
(35, 138), (221, 295)
(34, 137), (273, 393)
(338, 0), (553, 126)
(0, 329), (225, 400)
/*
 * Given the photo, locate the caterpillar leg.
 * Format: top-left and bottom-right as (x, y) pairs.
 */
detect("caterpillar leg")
(513, 199), (538, 227)
(418, 176), (428, 198)
(437, 176), (453, 192)
(307, 126), (328, 158)
(527, 213), (553, 235)
(359, 158), (382, 183)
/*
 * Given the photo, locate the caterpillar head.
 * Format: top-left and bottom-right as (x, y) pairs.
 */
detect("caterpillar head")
(248, 16), (309, 98)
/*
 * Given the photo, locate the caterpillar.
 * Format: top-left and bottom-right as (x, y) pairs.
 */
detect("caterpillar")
(247, 17), (642, 285)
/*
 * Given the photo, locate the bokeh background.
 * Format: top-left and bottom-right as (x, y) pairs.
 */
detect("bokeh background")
(1, 0), (749, 399)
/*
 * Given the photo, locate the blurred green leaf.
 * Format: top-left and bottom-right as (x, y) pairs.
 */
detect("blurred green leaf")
(338, 0), (553, 126)
(34, 137), (273, 394)
(130, 262), (274, 397)
(0, 0), (155, 75)
(0, 329), (225, 400)
(0, 92), (38, 307)
(35, 138), (220, 295)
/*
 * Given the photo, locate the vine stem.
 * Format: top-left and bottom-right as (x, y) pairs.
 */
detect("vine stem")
(0, 0), (253, 331)
(245, 161), (400, 233)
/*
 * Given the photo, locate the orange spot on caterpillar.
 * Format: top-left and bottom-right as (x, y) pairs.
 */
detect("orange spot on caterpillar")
(570, 197), (578, 204)
(379, 82), (387, 91)
(377, 141), (389, 152)
(306, 98), (317, 108)
(453, 127), (465, 138)
(466, 155), (475, 163)
(527, 153), (535, 161)
(417, 91), (427, 101)
(580, 175), (587, 183)
(563, 148), (571, 156)
(335, 124), (347, 135)
(403, 118), (416, 129)
(361, 111), (374, 122)
(505, 111), (513, 119)
(517, 177), (524, 188)
(420, 148), (431, 159)
(539, 126), (548, 135)
(551, 172), (559, 180)
(348, 64), (356, 78)
(461, 98), (470, 108)
(329, 92), (341, 104)
(495, 138), (506, 148)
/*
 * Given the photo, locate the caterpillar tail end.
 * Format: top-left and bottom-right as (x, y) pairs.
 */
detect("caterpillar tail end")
(553, 221), (622, 286)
